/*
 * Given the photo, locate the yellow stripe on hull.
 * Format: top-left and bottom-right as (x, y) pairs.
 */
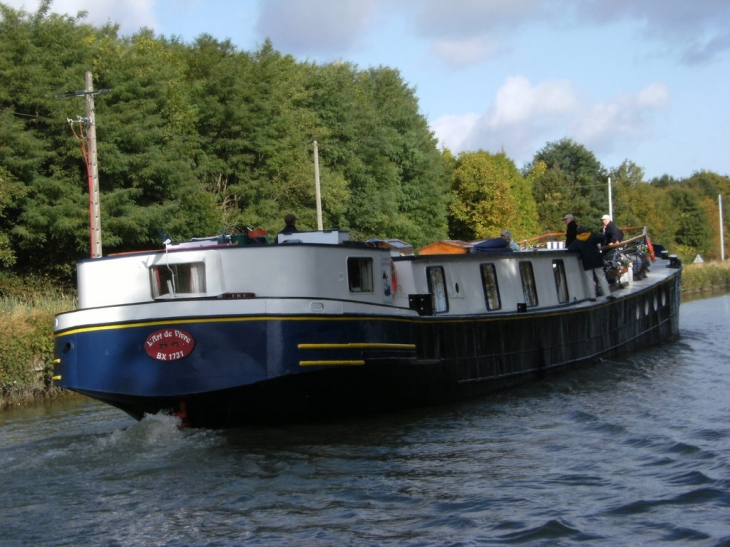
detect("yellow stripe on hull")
(299, 360), (366, 367)
(298, 343), (415, 350)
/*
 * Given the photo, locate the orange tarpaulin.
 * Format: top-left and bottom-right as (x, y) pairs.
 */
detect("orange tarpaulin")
(418, 240), (473, 255)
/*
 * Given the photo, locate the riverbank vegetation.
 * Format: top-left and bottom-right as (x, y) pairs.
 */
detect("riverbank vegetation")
(0, 273), (76, 409)
(0, 2), (729, 408)
(680, 260), (730, 293)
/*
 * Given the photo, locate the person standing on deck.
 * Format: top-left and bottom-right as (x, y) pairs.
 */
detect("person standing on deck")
(601, 214), (623, 245)
(566, 225), (614, 301)
(563, 214), (577, 246)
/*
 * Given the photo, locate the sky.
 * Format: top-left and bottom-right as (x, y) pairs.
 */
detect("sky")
(6, 0), (730, 180)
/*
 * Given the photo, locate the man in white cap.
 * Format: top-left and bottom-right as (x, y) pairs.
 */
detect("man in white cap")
(601, 214), (623, 245)
(562, 213), (577, 246)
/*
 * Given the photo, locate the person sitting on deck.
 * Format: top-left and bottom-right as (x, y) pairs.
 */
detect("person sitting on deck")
(566, 225), (614, 302)
(473, 237), (513, 253)
(500, 229), (521, 251)
(278, 213), (300, 235)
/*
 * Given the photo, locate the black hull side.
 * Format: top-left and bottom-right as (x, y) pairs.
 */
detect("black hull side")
(84, 272), (681, 428)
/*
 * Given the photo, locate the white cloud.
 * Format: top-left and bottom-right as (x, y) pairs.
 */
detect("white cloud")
(398, 0), (730, 66)
(431, 113), (480, 153)
(432, 77), (670, 164)
(429, 37), (501, 67)
(256, 0), (376, 54)
(400, 0), (554, 38)
(487, 76), (576, 128)
(574, 0), (730, 64)
(3, 0), (157, 34)
(572, 82), (670, 152)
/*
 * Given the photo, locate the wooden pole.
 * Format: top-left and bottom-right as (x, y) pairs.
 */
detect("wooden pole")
(85, 71), (102, 258)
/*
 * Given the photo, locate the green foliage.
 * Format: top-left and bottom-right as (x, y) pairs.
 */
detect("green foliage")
(668, 187), (712, 257)
(685, 170), (730, 200)
(0, 302), (59, 393)
(682, 262), (730, 292)
(0, 272), (74, 401)
(449, 151), (525, 240)
(0, 2), (726, 281)
(525, 160), (589, 234)
(0, 164), (26, 266)
(0, 8), (449, 274)
(526, 138), (608, 231)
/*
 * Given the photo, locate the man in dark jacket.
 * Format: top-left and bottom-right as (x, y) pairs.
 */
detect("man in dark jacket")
(278, 213), (300, 235)
(567, 226), (614, 301)
(563, 213), (577, 246)
(601, 215), (623, 245)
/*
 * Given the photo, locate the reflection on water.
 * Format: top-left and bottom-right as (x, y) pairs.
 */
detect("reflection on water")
(1, 295), (729, 546)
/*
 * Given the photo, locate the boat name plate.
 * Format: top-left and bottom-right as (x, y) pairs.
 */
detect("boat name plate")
(144, 328), (196, 361)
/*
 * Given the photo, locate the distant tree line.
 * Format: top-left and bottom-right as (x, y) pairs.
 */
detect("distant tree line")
(0, 2), (727, 284)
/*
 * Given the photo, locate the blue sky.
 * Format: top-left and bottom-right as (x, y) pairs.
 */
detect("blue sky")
(7, 0), (730, 180)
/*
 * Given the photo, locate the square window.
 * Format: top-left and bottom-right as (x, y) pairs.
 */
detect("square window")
(347, 257), (374, 292)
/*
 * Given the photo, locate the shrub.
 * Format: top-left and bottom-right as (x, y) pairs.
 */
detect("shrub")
(681, 261), (730, 292)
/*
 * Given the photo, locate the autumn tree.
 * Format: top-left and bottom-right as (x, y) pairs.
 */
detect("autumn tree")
(449, 151), (524, 240)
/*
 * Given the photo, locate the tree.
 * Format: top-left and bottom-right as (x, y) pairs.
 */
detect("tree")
(607, 160), (645, 228)
(527, 161), (589, 234)
(526, 138), (608, 230)
(0, 165), (25, 266)
(683, 171), (730, 260)
(668, 187), (711, 259)
(619, 177), (677, 247)
(449, 151), (522, 240)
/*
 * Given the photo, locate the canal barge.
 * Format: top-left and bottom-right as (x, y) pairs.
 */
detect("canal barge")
(53, 229), (682, 427)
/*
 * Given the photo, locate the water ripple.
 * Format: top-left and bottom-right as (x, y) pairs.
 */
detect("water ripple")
(1, 295), (730, 546)
(493, 518), (603, 544)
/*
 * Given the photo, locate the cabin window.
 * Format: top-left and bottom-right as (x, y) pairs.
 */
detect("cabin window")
(552, 259), (569, 303)
(519, 261), (538, 307)
(151, 262), (206, 298)
(480, 263), (501, 310)
(347, 257), (374, 292)
(427, 266), (448, 313)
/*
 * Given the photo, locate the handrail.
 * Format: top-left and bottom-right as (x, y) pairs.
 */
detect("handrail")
(517, 226), (649, 251)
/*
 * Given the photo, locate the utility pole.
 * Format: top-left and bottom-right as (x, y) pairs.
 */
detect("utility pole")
(607, 177), (613, 219)
(56, 72), (109, 258)
(85, 72), (102, 258)
(720, 194), (725, 261)
(313, 139), (323, 230)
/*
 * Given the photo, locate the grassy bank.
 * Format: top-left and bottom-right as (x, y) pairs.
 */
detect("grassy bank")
(680, 260), (730, 294)
(1, 261), (728, 411)
(0, 275), (77, 411)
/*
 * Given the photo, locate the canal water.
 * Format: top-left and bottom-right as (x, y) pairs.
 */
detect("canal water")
(1, 295), (729, 546)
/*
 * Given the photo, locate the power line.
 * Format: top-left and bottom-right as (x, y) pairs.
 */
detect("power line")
(4, 109), (64, 123)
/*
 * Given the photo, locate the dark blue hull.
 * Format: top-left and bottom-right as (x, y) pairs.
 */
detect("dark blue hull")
(54, 272), (681, 427)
